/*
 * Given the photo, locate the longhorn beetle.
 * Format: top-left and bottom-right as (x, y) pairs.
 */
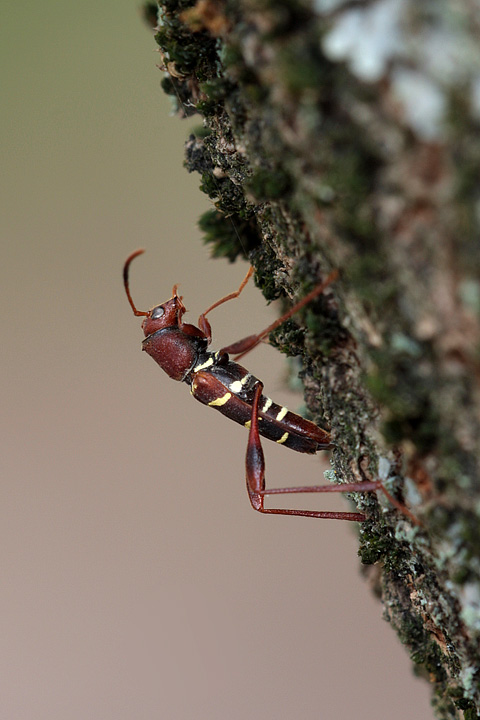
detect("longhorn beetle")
(124, 250), (417, 523)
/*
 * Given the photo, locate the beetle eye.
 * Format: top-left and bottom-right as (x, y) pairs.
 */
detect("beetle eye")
(151, 305), (165, 319)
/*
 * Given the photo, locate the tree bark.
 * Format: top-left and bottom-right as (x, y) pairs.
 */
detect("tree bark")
(149, 1), (480, 717)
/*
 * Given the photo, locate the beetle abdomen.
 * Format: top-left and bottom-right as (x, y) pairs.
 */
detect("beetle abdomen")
(190, 359), (331, 453)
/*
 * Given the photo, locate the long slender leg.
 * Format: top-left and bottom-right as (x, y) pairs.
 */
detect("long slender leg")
(263, 480), (420, 525)
(221, 269), (339, 360)
(246, 384), (366, 521)
(245, 384), (420, 524)
(198, 266), (254, 341)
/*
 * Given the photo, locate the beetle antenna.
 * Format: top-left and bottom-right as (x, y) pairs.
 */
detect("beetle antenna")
(123, 249), (149, 317)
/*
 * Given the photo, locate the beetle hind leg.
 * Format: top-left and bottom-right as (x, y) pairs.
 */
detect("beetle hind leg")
(246, 384), (367, 521)
(246, 384), (419, 524)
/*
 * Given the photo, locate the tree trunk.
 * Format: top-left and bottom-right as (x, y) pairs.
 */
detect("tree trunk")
(149, 1), (480, 717)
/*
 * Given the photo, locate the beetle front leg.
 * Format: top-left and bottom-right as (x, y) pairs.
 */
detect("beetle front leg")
(198, 266), (254, 342)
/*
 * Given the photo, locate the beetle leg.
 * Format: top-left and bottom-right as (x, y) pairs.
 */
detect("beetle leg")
(246, 384), (420, 524)
(198, 266), (254, 341)
(222, 270), (339, 360)
(263, 480), (420, 525)
(197, 315), (213, 345)
(246, 383), (365, 521)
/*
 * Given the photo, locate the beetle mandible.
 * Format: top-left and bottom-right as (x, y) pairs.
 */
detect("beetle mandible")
(124, 250), (416, 523)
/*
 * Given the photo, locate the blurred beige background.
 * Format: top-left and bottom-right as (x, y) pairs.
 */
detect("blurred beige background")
(1, 2), (432, 718)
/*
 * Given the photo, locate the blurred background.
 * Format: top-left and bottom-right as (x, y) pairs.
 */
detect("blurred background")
(1, 2), (432, 718)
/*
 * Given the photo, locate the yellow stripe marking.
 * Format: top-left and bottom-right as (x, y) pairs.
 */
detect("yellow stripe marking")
(262, 397), (272, 413)
(194, 357), (214, 372)
(245, 417), (262, 429)
(231, 374), (252, 392)
(277, 432), (289, 444)
(208, 392), (231, 407)
(276, 406), (288, 422)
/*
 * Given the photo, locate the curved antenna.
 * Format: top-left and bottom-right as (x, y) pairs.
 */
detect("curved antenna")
(123, 249), (149, 317)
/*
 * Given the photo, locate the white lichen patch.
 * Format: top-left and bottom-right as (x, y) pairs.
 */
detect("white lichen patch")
(313, 0), (350, 12)
(322, 0), (403, 83)
(459, 662), (477, 697)
(390, 68), (446, 140)
(376, 457), (396, 512)
(459, 582), (480, 633)
(318, 0), (480, 140)
(323, 466), (337, 484)
(403, 476), (423, 509)
(377, 455), (391, 481)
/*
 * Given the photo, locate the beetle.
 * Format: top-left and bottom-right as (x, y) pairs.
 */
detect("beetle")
(124, 249), (416, 523)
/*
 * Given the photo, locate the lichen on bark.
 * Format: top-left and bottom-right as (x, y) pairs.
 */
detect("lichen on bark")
(147, 1), (480, 717)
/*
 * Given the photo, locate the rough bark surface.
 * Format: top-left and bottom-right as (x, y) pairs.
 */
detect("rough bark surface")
(148, 1), (480, 717)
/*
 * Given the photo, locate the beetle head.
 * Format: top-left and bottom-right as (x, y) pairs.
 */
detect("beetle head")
(141, 289), (186, 337)
(123, 249), (186, 337)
